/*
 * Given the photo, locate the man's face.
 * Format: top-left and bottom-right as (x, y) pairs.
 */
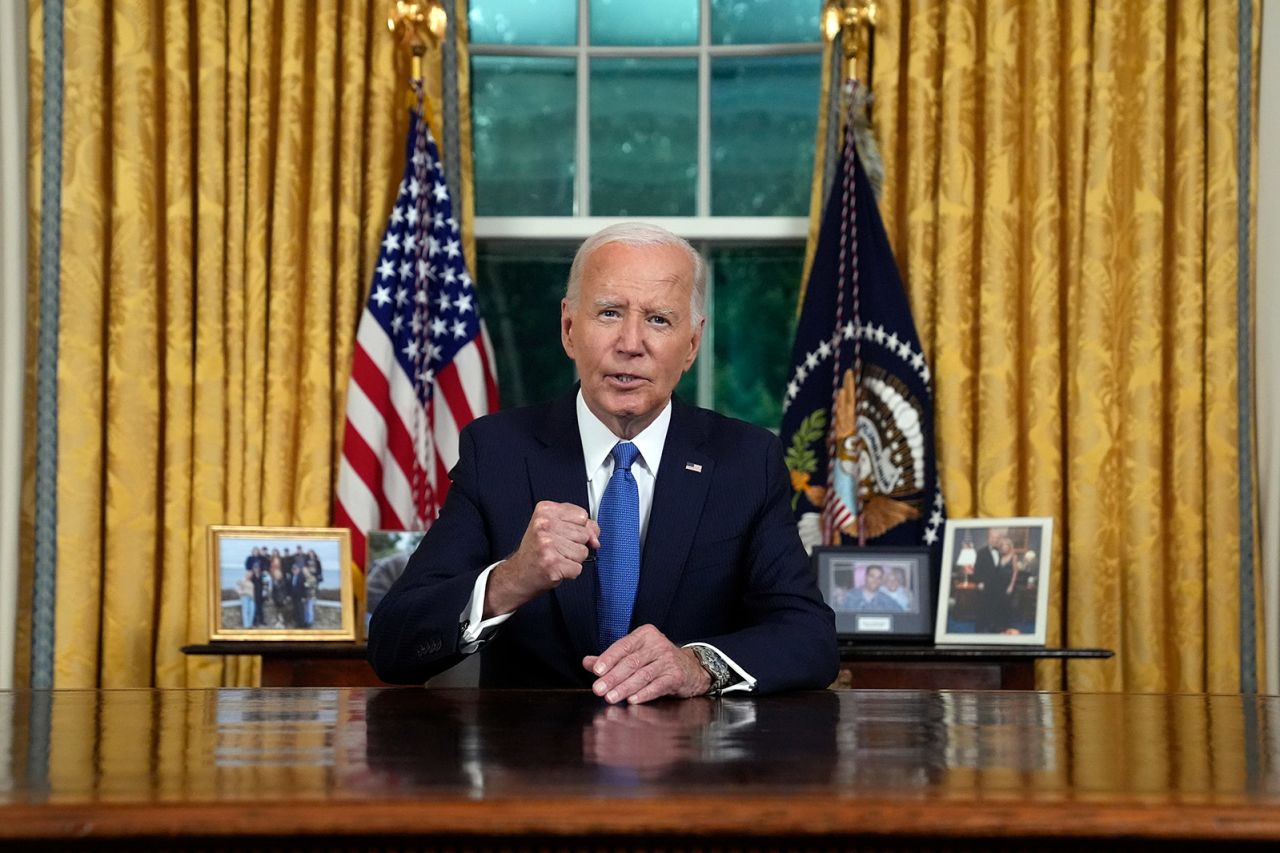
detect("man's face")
(863, 568), (883, 593)
(987, 528), (1006, 548)
(885, 573), (900, 592)
(562, 242), (704, 438)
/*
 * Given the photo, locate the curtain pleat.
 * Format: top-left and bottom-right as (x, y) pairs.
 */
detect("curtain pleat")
(25, 0), (464, 687)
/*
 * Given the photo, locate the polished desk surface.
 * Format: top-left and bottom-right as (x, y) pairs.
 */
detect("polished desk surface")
(1, 688), (1279, 844)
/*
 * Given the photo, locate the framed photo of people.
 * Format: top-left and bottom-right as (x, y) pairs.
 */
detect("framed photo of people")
(934, 517), (1054, 645)
(813, 546), (934, 642)
(364, 529), (426, 638)
(207, 526), (356, 641)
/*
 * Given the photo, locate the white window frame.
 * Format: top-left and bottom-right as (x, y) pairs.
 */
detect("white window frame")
(470, 0), (821, 241)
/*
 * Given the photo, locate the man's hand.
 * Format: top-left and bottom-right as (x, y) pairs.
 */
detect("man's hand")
(583, 624), (712, 704)
(485, 501), (600, 618)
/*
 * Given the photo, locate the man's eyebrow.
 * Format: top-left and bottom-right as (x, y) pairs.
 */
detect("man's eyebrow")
(590, 297), (678, 317)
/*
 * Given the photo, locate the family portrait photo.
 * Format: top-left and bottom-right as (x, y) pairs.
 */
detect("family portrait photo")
(207, 526), (355, 641)
(935, 518), (1054, 645)
(814, 547), (934, 641)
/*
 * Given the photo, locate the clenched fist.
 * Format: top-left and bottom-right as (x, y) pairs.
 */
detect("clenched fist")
(484, 501), (601, 618)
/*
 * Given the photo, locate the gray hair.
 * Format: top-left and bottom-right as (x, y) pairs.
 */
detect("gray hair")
(565, 222), (707, 324)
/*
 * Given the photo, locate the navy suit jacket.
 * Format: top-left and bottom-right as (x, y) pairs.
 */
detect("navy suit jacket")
(367, 391), (838, 693)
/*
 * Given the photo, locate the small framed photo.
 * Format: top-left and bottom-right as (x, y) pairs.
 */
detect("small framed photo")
(814, 546), (934, 642)
(364, 529), (426, 637)
(207, 525), (355, 641)
(935, 517), (1054, 645)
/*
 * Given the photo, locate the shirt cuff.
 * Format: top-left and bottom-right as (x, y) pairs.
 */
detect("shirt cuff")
(683, 641), (756, 693)
(459, 562), (513, 654)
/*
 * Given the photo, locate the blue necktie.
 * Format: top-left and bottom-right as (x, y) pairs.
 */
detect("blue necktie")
(597, 441), (641, 650)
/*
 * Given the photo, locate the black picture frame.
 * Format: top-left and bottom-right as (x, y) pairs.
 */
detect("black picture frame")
(813, 546), (935, 643)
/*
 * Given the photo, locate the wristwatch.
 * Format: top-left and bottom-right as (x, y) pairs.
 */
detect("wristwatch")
(689, 644), (735, 694)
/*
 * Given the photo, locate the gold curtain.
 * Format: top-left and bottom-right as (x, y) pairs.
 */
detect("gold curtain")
(830, 0), (1262, 692)
(22, 0), (475, 688)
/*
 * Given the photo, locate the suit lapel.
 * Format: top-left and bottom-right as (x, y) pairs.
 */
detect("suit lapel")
(632, 399), (712, 631)
(529, 392), (597, 661)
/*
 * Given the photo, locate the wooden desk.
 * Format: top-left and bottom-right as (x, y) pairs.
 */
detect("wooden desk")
(2, 688), (1278, 850)
(182, 642), (1112, 690)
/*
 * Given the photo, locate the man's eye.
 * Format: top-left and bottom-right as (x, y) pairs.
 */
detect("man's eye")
(600, 309), (619, 319)
(649, 315), (670, 326)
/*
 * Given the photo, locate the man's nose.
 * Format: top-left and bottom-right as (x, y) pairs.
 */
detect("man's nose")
(615, 316), (644, 353)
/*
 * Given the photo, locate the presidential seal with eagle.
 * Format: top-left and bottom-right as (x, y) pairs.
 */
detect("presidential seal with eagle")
(783, 320), (942, 551)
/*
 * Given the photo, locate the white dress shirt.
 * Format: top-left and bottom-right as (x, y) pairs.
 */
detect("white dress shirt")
(457, 391), (755, 692)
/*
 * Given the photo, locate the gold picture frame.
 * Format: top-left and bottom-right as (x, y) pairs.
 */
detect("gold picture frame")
(207, 525), (356, 641)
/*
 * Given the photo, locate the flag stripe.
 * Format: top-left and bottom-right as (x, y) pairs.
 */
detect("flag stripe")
(343, 366), (416, 511)
(339, 418), (409, 531)
(336, 456), (380, 535)
(355, 320), (424, 457)
(479, 324), (500, 412)
(433, 366), (464, 471)
(349, 357), (416, 499)
(452, 342), (489, 421)
(333, 501), (368, 576)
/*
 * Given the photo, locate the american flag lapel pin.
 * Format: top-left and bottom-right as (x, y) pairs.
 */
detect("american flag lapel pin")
(685, 462), (703, 473)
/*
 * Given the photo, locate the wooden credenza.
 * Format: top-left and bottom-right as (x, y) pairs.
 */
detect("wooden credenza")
(182, 641), (1111, 689)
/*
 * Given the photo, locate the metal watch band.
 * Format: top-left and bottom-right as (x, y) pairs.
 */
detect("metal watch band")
(690, 644), (734, 693)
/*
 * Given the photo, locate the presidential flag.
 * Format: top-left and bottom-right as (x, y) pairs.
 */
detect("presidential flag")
(335, 105), (498, 573)
(780, 88), (944, 557)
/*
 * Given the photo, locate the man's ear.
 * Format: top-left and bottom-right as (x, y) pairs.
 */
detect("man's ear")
(683, 316), (706, 371)
(561, 299), (575, 359)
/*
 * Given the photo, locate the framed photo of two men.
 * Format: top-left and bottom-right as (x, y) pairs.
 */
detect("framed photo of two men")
(206, 526), (356, 641)
(814, 546), (935, 642)
(935, 517), (1054, 645)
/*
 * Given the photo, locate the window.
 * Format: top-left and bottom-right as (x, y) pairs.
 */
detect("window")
(469, 0), (822, 428)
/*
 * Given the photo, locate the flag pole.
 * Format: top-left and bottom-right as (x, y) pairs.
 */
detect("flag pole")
(820, 1), (878, 546)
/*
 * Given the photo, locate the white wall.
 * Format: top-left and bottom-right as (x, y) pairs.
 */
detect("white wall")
(0, 2), (28, 690)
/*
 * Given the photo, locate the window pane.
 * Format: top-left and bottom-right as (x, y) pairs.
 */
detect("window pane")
(472, 57), (577, 216)
(475, 243), (578, 408)
(711, 54), (820, 216)
(711, 246), (803, 428)
(590, 0), (698, 46)
(469, 0), (578, 45)
(711, 0), (822, 44)
(590, 58), (697, 216)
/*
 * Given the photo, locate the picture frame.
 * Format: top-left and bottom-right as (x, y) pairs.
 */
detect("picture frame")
(364, 529), (426, 638)
(207, 525), (356, 641)
(813, 546), (935, 642)
(934, 517), (1054, 645)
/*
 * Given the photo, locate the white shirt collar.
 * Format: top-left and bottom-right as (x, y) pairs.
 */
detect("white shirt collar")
(576, 390), (671, 478)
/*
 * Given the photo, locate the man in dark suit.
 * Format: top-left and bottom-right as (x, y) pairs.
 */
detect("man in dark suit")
(970, 527), (1006, 633)
(368, 223), (838, 702)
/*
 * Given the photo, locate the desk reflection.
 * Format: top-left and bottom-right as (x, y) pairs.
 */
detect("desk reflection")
(1, 688), (1278, 806)
(361, 689), (840, 792)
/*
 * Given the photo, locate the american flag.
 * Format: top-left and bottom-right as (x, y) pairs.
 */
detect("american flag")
(335, 105), (498, 573)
